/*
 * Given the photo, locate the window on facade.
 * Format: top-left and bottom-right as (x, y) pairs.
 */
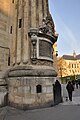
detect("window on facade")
(12, 0), (14, 3)
(8, 56), (10, 66)
(10, 26), (12, 34)
(36, 85), (42, 93)
(77, 64), (79, 68)
(68, 63), (70, 68)
(19, 19), (22, 28)
(74, 64), (76, 68)
(72, 70), (74, 74)
(72, 64), (74, 68)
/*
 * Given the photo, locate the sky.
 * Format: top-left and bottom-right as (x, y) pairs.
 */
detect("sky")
(49, 0), (80, 56)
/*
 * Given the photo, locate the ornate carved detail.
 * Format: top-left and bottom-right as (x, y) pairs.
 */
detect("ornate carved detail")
(31, 59), (53, 66)
(28, 28), (55, 63)
(39, 14), (57, 37)
(28, 28), (38, 36)
(30, 33), (37, 61)
(28, 28), (38, 62)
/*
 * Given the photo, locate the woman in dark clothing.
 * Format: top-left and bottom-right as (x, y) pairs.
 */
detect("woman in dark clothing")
(66, 81), (74, 101)
(54, 80), (62, 104)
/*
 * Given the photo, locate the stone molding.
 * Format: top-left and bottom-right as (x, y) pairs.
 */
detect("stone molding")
(8, 66), (57, 77)
(28, 28), (58, 44)
(28, 28), (57, 64)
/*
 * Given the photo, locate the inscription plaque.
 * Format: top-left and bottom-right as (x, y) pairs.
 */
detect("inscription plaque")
(37, 38), (53, 61)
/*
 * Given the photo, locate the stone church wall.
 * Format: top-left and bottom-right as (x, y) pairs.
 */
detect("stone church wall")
(0, 0), (10, 71)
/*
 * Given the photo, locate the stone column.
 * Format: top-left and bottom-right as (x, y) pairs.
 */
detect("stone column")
(38, 0), (43, 26)
(36, 0), (39, 27)
(11, 0), (51, 65)
(12, 0), (30, 65)
(7, 0), (58, 110)
(12, 0), (19, 65)
(16, 0), (23, 64)
(43, 0), (49, 18)
(31, 0), (37, 28)
(9, 0), (15, 65)
(22, 0), (30, 64)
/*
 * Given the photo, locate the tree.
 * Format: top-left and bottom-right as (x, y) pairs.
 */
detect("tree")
(57, 57), (67, 78)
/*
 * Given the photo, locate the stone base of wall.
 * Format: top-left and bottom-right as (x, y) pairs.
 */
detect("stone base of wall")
(8, 65), (57, 77)
(7, 65), (57, 110)
(8, 100), (54, 110)
(7, 77), (55, 110)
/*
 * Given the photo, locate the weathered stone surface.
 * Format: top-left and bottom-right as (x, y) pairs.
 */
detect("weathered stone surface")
(7, 76), (55, 109)
(8, 68), (57, 77)
(0, 0), (59, 110)
(5, 0), (58, 110)
(0, 0), (10, 71)
(0, 92), (7, 107)
(39, 40), (52, 58)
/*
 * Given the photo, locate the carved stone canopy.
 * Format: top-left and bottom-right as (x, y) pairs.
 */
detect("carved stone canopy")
(38, 14), (57, 37)
(28, 28), (58, 44)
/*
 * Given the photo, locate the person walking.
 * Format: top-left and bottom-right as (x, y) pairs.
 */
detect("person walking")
(66, 81), (74, 101)
(72, 80), (75, 89)
(76, 80), (78, 89)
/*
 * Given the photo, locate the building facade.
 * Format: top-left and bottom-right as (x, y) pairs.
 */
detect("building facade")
(58, 52), (80, 80)
(0, 0), (11, 70)
(53, 43), (58, 74)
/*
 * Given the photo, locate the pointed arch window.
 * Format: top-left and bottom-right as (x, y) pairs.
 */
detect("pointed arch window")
(19, 19), (22, 28)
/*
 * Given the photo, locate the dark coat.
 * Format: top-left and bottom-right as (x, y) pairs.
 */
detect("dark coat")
(66, 82), (74, 93)
(54, 80), (62, 104)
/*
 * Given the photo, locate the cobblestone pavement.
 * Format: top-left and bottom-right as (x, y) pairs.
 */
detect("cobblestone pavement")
(61, 84), (80, 105)
(0, 104), (80, 120)
(61, 96), (80, 105)
(0, 86), (80, 120)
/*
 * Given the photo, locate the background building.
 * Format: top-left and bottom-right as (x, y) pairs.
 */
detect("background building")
(58, 52), (80, 82)
(53, 43), (58, 73)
